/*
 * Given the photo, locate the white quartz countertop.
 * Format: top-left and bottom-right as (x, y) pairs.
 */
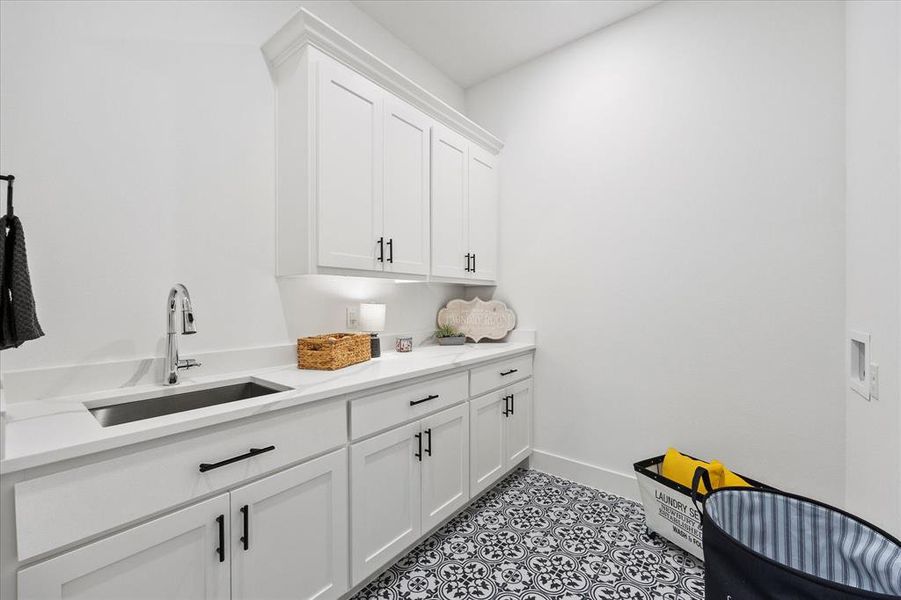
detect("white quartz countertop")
(0, 342), (534, 475)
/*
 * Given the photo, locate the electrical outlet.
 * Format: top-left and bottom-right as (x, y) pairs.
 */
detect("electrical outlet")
(869, 362), (879, 400)
(346, 307), (359, 329)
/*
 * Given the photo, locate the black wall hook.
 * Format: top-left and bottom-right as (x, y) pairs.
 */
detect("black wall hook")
(0, 174), (14, 220)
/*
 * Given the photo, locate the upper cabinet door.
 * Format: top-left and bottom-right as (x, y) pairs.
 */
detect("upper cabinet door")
(420, 403), (470, 532)
(431, 125), (469, 279)
(383, 99), (431, 277)
(230, 449), (348, 600)
(350, 422), (422, 585)
(316, 59), (384, 271)
(18, 494), (230, 600)
(467, 147), (499, 282)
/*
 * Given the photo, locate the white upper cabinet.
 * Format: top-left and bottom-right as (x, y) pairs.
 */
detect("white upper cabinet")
(316, 60), (383, 272)
(383, 99), (431, 276)
(431, 126), (470, 279)
(263, 9), (502, 282)
(431, 125), (499, 284)
(467, 146), (499, 282)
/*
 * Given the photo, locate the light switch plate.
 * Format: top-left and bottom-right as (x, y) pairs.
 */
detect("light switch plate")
(869, 363), (879, 400)
(346, 307), (359, 329)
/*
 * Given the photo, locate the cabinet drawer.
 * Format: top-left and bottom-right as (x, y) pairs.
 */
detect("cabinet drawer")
(14, 399), (346, 561)
(470, 353), (533, 397)
(351, 373), (468, 440)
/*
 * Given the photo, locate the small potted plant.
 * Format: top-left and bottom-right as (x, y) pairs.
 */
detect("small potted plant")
(435, 324), (466, 345)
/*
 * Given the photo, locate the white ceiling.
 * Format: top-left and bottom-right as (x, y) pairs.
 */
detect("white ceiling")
(353, 0), (661, 88)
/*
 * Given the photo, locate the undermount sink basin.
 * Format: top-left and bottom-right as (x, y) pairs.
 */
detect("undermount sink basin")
(88, 381), (283, 427)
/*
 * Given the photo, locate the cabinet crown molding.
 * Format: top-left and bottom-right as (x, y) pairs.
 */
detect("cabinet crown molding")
(261, 8), (503, 154)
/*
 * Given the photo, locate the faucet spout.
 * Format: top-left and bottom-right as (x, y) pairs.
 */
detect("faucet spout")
(165, 284), (201, 385)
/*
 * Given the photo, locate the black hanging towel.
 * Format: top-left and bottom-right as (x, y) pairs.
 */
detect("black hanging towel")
(693, 470), (901, 599)
(0, 174), (44, 349)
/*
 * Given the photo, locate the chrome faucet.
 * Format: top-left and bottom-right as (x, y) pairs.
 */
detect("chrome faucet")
(165, 284), (201, 384)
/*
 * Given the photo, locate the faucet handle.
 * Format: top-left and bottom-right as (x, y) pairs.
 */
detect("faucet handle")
(178, 358), (202, 371)
(182, 304), (197, 335)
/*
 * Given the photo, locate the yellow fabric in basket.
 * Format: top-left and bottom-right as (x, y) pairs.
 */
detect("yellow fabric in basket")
(720, 467), (752, 488)
(661, 448), (751, 493)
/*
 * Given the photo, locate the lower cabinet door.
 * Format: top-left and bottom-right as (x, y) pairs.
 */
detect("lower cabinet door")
(17, 493), (230, 600)
(470, 391), (507, 498)
(230, 449), (348, 600)
(504, 379), (533, 467)
(351, 422), (422, 585)
(421, 403), (470, 532)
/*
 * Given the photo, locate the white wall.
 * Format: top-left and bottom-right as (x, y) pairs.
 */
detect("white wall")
(0, 1), (464, 381)
(466, 0), (847, 504)
(845, 0), (901, 535)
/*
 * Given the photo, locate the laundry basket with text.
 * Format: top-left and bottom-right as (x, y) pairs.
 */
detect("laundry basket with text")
(633, 454), (767, 560)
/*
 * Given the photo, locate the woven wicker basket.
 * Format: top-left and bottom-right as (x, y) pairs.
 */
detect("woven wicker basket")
(297, 333), (371, 370)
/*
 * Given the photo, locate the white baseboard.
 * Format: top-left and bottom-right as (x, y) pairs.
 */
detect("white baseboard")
(529, 449), (640, 502)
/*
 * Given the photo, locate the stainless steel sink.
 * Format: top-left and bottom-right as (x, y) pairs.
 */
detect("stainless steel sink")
(89, 381), (283, 427)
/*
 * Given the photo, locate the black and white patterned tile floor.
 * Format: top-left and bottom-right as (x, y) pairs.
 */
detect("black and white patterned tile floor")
(353, 469), (705, 600)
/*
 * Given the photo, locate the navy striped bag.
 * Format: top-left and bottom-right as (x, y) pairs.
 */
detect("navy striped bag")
(691, 469), (901, 599)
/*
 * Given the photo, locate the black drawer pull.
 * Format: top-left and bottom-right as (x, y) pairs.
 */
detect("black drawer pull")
(387, 238), (394, 263)
(199, 446), (276, 473)
(410, 394), (439, 406)
(216, 514), (225, 562)
(240, 505), (249, 551)
(414, 432), (422, 461)
(500, 369), (519, 377)
(377, 237), (384, 262)
(502, 395), (511, 417)
(424, 428), (432, 456)
(510, 393), (515, 416)
(464, 253), (472, 272)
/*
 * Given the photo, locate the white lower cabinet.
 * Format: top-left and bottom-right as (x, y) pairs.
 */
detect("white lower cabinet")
(18, 493), (231, 600)
(11, 354), (536, 600)
(420, 403), (470, 532)
(230, 449), (348, 600)
(351, 403), (469, 585)
(504, 380), (533, 467)
(18, 449), (348, 600)
(470, 378), (533, 498)
(350, 422), (422, 585)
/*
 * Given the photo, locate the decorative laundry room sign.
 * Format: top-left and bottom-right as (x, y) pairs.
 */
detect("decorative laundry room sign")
(437, 298), (516, 342)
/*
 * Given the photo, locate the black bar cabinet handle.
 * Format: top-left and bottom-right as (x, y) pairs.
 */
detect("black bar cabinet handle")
(464, 253), (472, 272)
(387, 238), (394, 263)
(216, 515), (225, 562)
(377, 237), (384, 262)
(510, 393), (515, 416)
(410, 394), (439, 407)
(472, 253), (476, 272)
(500, 369), (518, 377)
(424, 428), (432, 456)
(199, 446), (275, 473)
(240, 505), (249, 550)
(414, 432), (422, 461)
(503, 395), (511, 417)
